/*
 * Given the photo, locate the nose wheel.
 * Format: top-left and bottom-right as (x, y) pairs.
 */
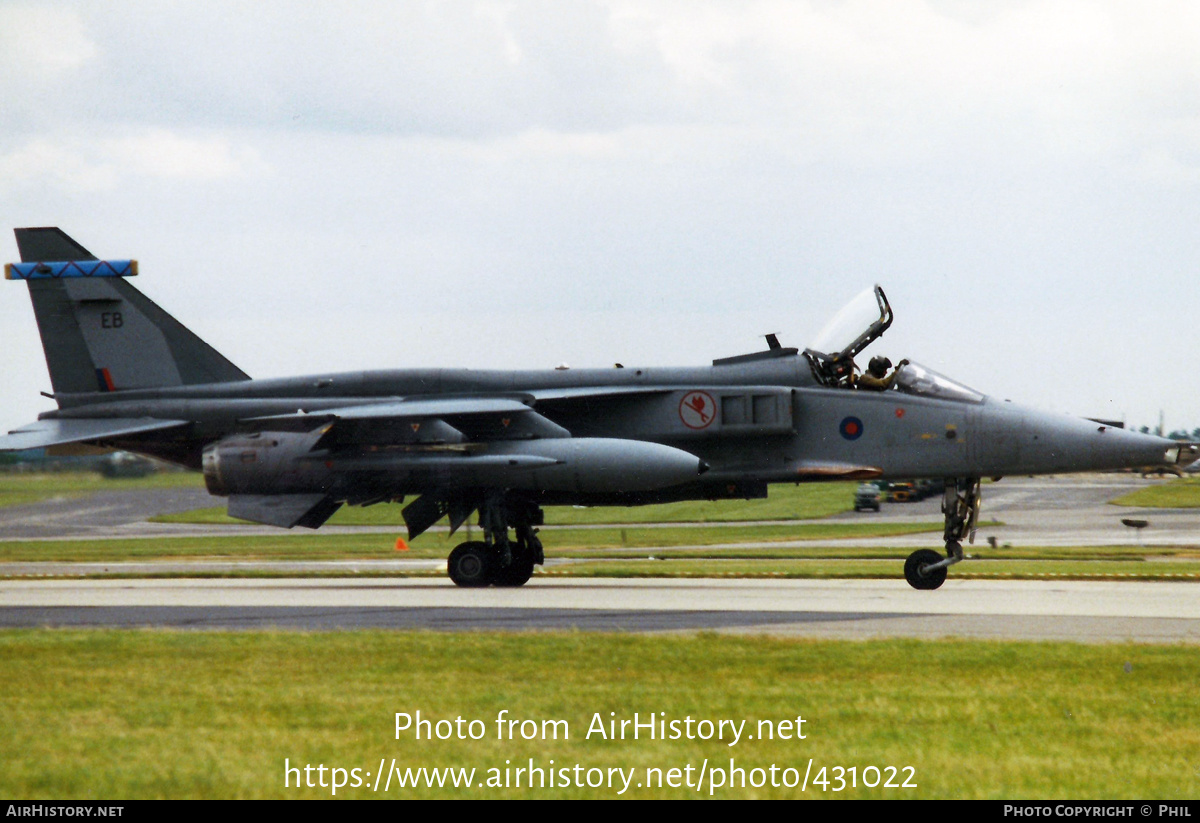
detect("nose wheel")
(904, 548), (951, 590)
(903, 477), (979, 590)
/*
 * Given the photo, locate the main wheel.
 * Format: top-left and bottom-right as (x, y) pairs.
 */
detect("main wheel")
(448, 542), (492, 587)
(904, 549), (947, 590)
(492, 545), (535, 587)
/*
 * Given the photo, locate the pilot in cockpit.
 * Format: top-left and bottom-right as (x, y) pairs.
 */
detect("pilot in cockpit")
(855, 356), (909, 391)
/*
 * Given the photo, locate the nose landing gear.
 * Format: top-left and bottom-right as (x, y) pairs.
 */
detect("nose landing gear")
(903, 477), (979, 590)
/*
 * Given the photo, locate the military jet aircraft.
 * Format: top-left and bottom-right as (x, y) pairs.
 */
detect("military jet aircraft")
(3, 227), (1189, 589)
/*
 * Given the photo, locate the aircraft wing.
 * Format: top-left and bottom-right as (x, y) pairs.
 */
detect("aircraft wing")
(243, 396), (571, 444)
(524, 386), (676, 402)
(220, 394), (709, 534)
(0, 417), (189, 452)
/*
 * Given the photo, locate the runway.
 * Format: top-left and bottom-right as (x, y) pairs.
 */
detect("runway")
(2, 577), (1197, 642)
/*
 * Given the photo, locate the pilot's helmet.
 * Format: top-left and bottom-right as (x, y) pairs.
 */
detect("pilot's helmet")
(867, 356), (892, 378)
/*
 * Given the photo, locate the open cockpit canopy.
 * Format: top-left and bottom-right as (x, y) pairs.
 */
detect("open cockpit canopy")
(803, 287), (985, 402)
(804, 285), (893, 387)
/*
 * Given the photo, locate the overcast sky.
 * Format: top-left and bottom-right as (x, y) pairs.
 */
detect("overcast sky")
(2, 1), (1198, 435)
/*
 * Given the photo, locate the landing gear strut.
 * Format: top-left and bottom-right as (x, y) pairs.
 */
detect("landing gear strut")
(904, 477), (980, 590)
(447, 496), (544, 588)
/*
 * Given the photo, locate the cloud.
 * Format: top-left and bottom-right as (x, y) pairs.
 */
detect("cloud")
(5, 0), (1199, 179)
(30, 0), (675, 138)
(103, 130), (266, 181)
(0, 139), (117, 191)
(0, 129), (266, 194)
(603, 0), (1200, 173)
(1, 1), (1199, 433)
(0, 4), (96, 77)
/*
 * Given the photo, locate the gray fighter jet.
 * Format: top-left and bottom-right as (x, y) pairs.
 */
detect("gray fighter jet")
(3, 228), (1188, 589)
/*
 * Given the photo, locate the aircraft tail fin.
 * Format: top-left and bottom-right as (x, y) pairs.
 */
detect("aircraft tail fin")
(10, 227), (249, 396)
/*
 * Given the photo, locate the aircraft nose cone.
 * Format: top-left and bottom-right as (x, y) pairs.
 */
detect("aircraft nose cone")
(976, 402), (1183, 476)
(1089, 426), (1178, 469)
(1019, 407), (1182, 474)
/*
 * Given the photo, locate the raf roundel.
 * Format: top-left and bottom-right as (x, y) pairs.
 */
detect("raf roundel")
(839, 416), (864, 440)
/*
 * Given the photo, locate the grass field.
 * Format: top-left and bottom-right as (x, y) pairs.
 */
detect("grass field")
(0, 471), (879, 530)
(1, 631), (1196, 799)
(0, 470), (200, 508)
(148, 479), (864, 526)
(1111, 477), (1200, 508)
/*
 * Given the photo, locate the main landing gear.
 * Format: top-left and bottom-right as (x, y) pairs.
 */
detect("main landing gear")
(904, 477), (980, 590)
(446, 496), (544, 588)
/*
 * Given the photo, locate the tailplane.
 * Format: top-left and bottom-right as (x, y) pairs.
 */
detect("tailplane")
(10, 227), (249, 396)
